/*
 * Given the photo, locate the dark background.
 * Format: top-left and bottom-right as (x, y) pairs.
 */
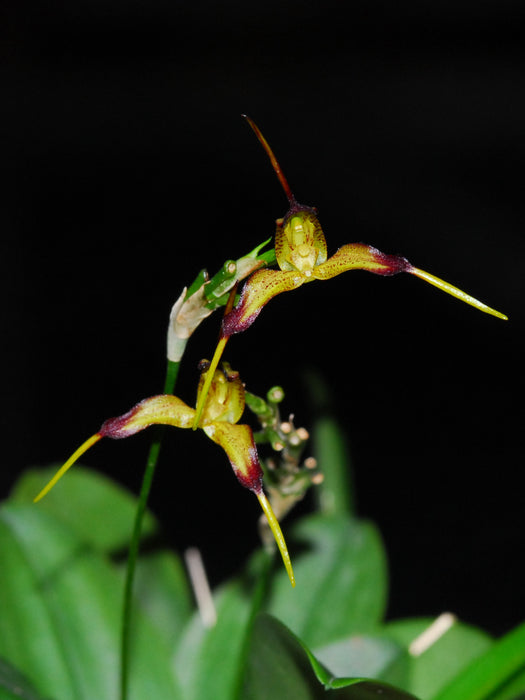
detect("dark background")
(2, 2), (523, 636)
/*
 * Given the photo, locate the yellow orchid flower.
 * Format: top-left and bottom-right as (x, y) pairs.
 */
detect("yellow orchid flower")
(193, 116), (507, 427)
(34, 362), (295, 587)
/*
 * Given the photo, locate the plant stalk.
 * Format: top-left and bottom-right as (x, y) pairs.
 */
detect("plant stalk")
(119, 359), (180, 700)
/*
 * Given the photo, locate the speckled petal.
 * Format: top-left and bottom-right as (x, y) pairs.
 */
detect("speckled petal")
(100, 395), (196, 438)
(312, 243), (411, 280)
(203, 422), (263, 492)
(222, 268), (305, 336)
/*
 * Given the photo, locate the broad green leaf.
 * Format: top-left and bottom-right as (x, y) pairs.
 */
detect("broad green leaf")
(433, 620), (525, 700)
(314, 635), (410, 689)
(0, 503), (181, 700)
(488, 672), (525, 700)
(266, 513), (388, 647)
(0, 508), (77, 698)
(240, 614), (420, 699)
(11, 465), (158, 552)
(0, 657), (50, 700)
(385, 617), (492, 699)
(14, 466), (193, 647)
(174, 579), (253, 700)
(129, 549), (193, 649)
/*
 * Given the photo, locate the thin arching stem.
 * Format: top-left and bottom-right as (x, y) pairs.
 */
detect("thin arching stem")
(120, 358), (180, 700)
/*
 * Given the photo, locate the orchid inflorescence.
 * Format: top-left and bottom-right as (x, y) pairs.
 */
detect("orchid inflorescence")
(193, 115), (507, 428)
(245, 385), (323, 548)
(35, 116), (507, 589)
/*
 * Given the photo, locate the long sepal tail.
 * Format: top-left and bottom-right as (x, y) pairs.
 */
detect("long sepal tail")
(256, 490), (295, 587)
(242, 115), (296, 205)
(33, 433), (102, 502)
(410, 267), (508, 320)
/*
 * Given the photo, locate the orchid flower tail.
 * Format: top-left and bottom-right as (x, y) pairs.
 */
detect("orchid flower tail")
(409, 267), (508, 320)
(313, 243), (507, 320)
(256, 490), (295, 587)
(242, 115), (296, 205)
(33, 433), (102, 502)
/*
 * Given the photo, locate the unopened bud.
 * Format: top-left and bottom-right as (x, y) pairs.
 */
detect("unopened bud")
(296, 427), (309, 441)
(267, 386), (285, 404)
(304, 456), (317, 469)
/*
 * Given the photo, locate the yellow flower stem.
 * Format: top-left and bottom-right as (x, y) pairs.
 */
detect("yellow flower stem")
(256, 490), (295, 587)
(192, 335), (229, 429)
(192, 284), (238, 429)
(33, 433), (102, 502)
(411, 267), (508, 320)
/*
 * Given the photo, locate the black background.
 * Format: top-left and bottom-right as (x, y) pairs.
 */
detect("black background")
(2, 2), (524, 636)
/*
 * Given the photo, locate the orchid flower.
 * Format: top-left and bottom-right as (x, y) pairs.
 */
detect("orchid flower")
(34, 362), (295, 587)
(193, 116), (507, 427)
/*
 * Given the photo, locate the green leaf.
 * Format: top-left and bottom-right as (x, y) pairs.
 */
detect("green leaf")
(488, 673), (525, 700)
(0, 502), (182, 700)
(314, 635), (410, 689)
(10, 465), (158, 553)
(433, 620), (525, 700)
(12, 466), (193, 650)
(129, 549), (193, 649)
(385, 617), (492, 699)
(240, 614), (420, 699)
(266, 513), (388, 648)
(0, 658), (50, 700)
(174, 580), (253, 700)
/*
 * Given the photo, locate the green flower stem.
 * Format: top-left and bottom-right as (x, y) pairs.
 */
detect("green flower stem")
(120, 239), (277, 699)
(120, 359), (180, 700)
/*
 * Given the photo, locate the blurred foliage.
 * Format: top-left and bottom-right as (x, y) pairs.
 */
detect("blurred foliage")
(1, 415), (523, 699)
